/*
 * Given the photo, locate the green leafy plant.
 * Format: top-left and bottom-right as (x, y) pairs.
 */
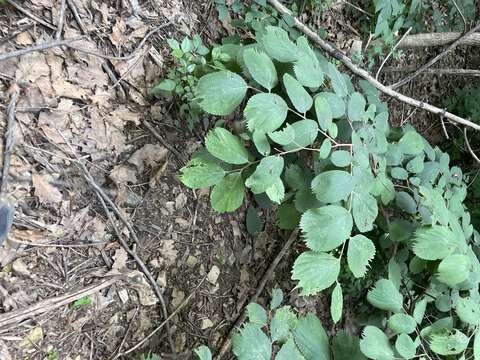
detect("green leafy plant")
(71, 296), (92, 309)
(139, 352), (162, 360)
(180, 24), (480, 359)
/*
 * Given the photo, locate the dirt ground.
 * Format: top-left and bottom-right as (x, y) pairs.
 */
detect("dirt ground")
(0, 0), (478, 359)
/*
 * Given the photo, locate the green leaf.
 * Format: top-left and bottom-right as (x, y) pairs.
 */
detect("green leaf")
(253, 131), (271, 156)
(429, 329), (469, 356)
(294, 36), (324, 88)
(270, 288), (283, 310)
(246, 303), (267, 326)
(292, 251), (340, 295)
(388, 259), (401, 289)
(232, 323), (271, 360)
(311, 170), (353, 204)
(197, 71), (247, 115)
(330, 283), (343, 324)
(367, 279), (403, 312)
(319, 139), (332, 159)
(406, 155), (425, 173)
(300, 205), (353, 251)
(413, 226), (457, 260)
(347, 235), (376, 278)
(271, 306), (297, 342)
(331, 150), (351, 167)
(293, 313), (331, 360)
(260, 26), (298, 62)
(474, 330), (480, 360)
(387, 314), (417, 334)
(151, 79), (176, 94)
(245, 156), (284, 193)
(269, 124), (295, 145)
(395, 191), (417, 214)
(436, 254), (470, 287)
(243, 48), (277, 91)
(395, 334), (416, 359)
(265, 177), (285, 204)
(283, 73), (313, 113)
(246, 206), (263, 234)
(413, 298), (427, 324)
(210, 173), (245, 213)
(420, 317), (453, 338)
(398, 131), (424, 155)
(245, 93), (289, 134)
(347, 92), (366, 122)
(205, 128), (250, 164)
(352, 192), (378, 233)
(314, 96), (333, 131)
(180, 158), (225, 189)
(283, 120), (318, 151)
(391, 167), (408, 180)
(317, 92), (345, 118)
(277, 203), (301, 230)
(456, 297), (480, 325)
(276, 338), (305, 360)
(360, 326), (394, 360)
(194, 346), (212, 360)
(326, 63), (348, 97)
(332, 332), (366, 360)
(72, 296), (92, 308)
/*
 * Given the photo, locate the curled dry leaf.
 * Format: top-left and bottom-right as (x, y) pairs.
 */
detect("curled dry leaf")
(32, 174), (63, 204)
(128, 144), (168, 173)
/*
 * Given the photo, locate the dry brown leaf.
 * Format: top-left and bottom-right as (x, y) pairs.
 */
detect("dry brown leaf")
(110, 19), (128, 47)
(15, 32), (33, 46)
(32, 174), (63, 204)
(109, 106), (140, 125)
(15, 53), (49, 83)
(112, 248), (128, 272)
(159, 239), (178, 266)
(52, 79), (89, 99)
(109, 165), (137, 184)
(128, 144), (168, 173)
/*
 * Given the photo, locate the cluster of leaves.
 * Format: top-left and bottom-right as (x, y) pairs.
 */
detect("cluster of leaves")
(179, 24), (480, 359)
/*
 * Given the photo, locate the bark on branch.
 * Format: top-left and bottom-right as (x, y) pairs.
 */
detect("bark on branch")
(398, 32), (480, 48)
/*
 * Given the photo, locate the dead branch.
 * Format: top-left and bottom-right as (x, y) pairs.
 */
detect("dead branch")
(0, 276), (122, 328)
(383, 67), (480, 77)
(391, 23), (480, 89)
(266, 0), (480, 131)
(216, 229), (299, 359)
(398, 32), (480, 48)
(2, 86), (19, 195)
(5, 0), (56, 30)
(55, 0), (67, 40)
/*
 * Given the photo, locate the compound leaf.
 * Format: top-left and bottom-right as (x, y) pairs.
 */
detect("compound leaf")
(271, 306), (297, 343)
(276, 338), (305, 360)
(327, 63), (348, 97)
(317, 92), (345, 118)
(269, 124), (295, 145)
(352, 192), (378, 233)
(332, 332), (366, 360)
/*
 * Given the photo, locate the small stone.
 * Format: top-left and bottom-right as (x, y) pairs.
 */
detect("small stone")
(201, 318), (214, 330)
(175, 193), (188, 210)
(186, 255), (198, 267)
(207, 265), (220, 285)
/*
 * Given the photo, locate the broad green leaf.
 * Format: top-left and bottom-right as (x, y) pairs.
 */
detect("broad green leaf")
(292, 251), (340, 295)
(406, 155), (425, 173)
(398, 131), (424, 155)
(389, 219), (414, 243)
(332, 332), (366, 360)
(197, 71), (247, 115)
(395, 191), (417, 214)
(413, 298), (427, 324)
(211, 173), (245, 213)
(367, 279), (403, 312)
(317, 92), (345, 118)
(270, 288), (283, 310)
(277, 203), (301, 230)
(293, 313), (331, 360)
(352, 192), (378, 233)
(391, 167), (408, 180)
(194, 346), (212, 360)
(246, 206), (263, 235)
(395, 334), (416, 359)
(271, 306), (297, 342)
(232, 323), (271, 360)
(314, 96), (333, 131)
(437, 254), (470, 287)
(245, 93), (289, 134)
(246, 303), (267, 326)
(413, 226), (457, 260)
(311, 170), (353, 204)
(151, 79), (176, 94)
(269, 124), (295, 145)
(429, 329), (469, 356)
(319, 139), (332, 159)
(474, 330), (480, 360)
(387, 314), (417, 334)
(388, 259), (401, 289)
(330, 283), (343, 324)
(180, 158), (225, 189)
(205, 128), (250, 164)
(253, 131), (271, 156)
(283, 73), (313, 113)
(300, 205), (353, 251)
(347, 92), (366, 122)
(245, 156), (284, 194)
(420, 317), (453, 338)
(456, 297), (480, 325)
(265, 177), (285, 204)
(276, 338), (305, 360)
(243, 48), (277, 91)
(326, 63), (348, 97)
(347, 235), (376, 278)
(260, 26), (298, 62)
(360, 326), (394, 360)
(294, 36), (324, 88)
(331, 150), (351, 167)
(283, 120), (318, 151)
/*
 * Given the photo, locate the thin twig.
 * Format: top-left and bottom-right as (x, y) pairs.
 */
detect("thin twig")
(111, 306), (139, 359)
(376, 27), (412, 80)
(5, 0), (56, 30)
(8, 238), (107, 248)
(142, 120), (186, 165)
(440, 117), (450, 140)
(391, 23), (480, 89)
(342, 0), (372, 17)
(2, 86), (19, 194)
(464, 128), (480, 163)
(66, 0), (87, 34)
(117, 275), (207, 358)
(216, 229), (299, 358)
(55, 0), (67, 40)
(266, 0), (480, 131)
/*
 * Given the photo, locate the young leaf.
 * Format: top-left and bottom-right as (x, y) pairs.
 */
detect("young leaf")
(436, 254), (470, 287)
(245, 156), (284, 194)
(326, 63), (348, 98)
(205, 128), (250, 164)
(283, 73), (313, 113)
(455, 297), (480, 325)
(283, 120), (318, 151)
(197, 71), (247, 115)
(292, 251), (340, 295)
(395, 334), (416, 359)
(347, 92), (366, 122)
(243, 48), (278, 91)
(387, 314), (417, 334)
(347, 234), (376, 278)
(270, 288), (283, 310)
(412, 226), (457, 260)
(194, 346), (212, 360)
(300, 205), (353, 252)
(429, 329), (469, 356)
(244, 93), (288, 134)
(210, 173), (245, 213)
(260, 26), (298, 62)
(293, 313), (331, 360)
(252, 131), (271, 156)
(314, 96), (333, 131)
(398, 131), (424, 155)
(332, 332), (366, 360)
(232, 323), (272, 360)
(360, 326), (394, 360)
(268, 124), (295, 145)
(276, 338), (304, 360)
(330, 283), (343, 324)
(246, 303), (267, 326)
(317, 92), (345, 118)
(180, 158), (225, 189)
(331, 150), (351, 167)
(311, 170), (353, 204)
(352, 192), (378, 233)
(271, 306), (297, 342)
(265, 177), (285, 204)
(367, 279), (403, 312)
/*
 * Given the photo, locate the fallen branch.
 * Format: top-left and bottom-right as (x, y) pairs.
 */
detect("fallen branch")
(216, 229), (299, 359)
(266, 0), (480, 131)
(5, 0), (56, 30)
(398, 32), (480, 48)
(383, 67), (480, 77)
